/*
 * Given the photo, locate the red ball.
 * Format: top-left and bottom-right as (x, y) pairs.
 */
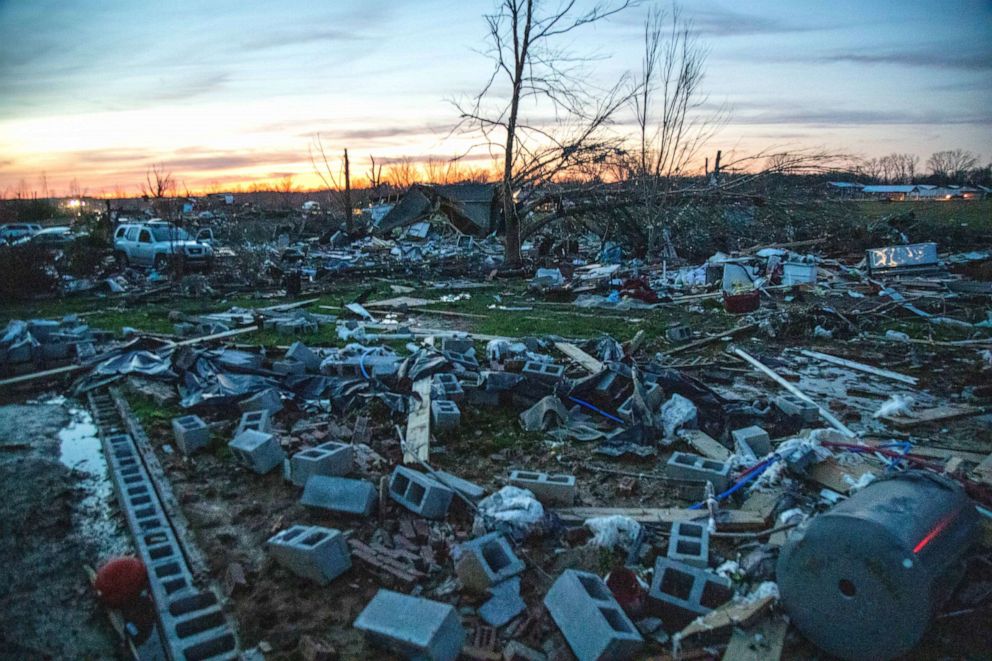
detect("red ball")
(95, 556), (148, 609)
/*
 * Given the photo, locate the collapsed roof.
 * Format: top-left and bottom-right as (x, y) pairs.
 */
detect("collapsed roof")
(376, 183), (500, 237)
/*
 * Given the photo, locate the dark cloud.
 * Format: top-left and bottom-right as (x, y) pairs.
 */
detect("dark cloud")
(239, 27), (365, 51)
(733, 107), (992, 127)
(686, 7), (830, 37)
(799, 48), (992, 71)
(159, 150), (304, 172)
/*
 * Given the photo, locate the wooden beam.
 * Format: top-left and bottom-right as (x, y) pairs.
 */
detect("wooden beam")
(554, 506), (767, 531)
(882, 403), (985, 428)
(734, 348), (855, 437)
(661, 323), (758, 357)
(680, 429), (732, 461)
(403, 377), (432, 464)
(0, 363), (87, 388)
(555, 341), (604, 373)
(172, 325), (259, 347)
(799, 349), (917, 385)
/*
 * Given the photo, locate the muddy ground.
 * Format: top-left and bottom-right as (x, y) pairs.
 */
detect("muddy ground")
(0, 399), (131, 660)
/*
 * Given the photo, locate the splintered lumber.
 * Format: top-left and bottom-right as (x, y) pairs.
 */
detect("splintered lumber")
(722, 614), (789, 661)
(678, 595), (776, 647)
(882, 403), (984, 428)
(680, 429), (732, 461)
(661, 323), (758, 357)
(554, 506), (766, 531)
(734, 348), (855, 437)
(403, 377), (432, 464)
(173, 324), (259, 347)
(799, 349), (918, 385)
(555, 341), (604, 373)
(259, 298), (319, 312)
(807, 457), (878, 494)
(365, 296), (434, 308)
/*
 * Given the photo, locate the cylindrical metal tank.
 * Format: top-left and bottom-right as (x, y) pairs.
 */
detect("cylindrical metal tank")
(777, 470), (978, 660)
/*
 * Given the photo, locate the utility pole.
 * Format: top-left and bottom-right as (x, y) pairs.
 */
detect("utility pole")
(344, 149), (353, 234)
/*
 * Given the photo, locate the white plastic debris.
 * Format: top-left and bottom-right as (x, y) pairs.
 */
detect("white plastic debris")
(813, 325), (833, 339)
(473, 486), (544, 540)
(659, 394), (698, 438)
(584, 515), (642, 549)
(873, 394), (914, 419)
(843, 472), (877, 493)
(885, 330), (910, 342)
(715, 560), (740, 579)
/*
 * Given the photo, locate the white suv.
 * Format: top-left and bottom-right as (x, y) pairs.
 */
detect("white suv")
(113, 221), (214, 270)
(0, 223), (42, 243)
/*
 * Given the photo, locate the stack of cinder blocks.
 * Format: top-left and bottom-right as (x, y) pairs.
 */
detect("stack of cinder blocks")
(648, 557), (733, 627)
(267, 524), (351, 585)
(388, 466), (453, 519)
(170, 415), (210, 455)
(290, 441), (353, 486)
(229, 429), (285, 474)
(508, 469), (576, 506)
(544, 570), (643, 660)
(353, 589), (465, 661)
(666, 452), (731, 492)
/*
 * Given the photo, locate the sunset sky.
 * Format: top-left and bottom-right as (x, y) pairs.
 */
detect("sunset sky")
(1, 0), (990, 196)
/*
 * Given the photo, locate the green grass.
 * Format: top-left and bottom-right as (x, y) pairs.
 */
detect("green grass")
(853, 199), (991, 232)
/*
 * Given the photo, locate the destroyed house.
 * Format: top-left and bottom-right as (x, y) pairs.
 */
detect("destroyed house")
(375, 183), (500, 237)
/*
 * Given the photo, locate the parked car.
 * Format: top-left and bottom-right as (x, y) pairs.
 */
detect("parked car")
(113, 221), (214, 270)
(23, 226), (78, 249)
(0, 223), (42, 243)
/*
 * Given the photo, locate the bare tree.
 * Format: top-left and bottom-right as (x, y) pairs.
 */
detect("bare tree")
(142, 164), (176, 199)
(457, 0), (637, 266)
(309, 133), (354, 233)
(383, 157), (418, 189)
(927, 149), (979, 184)
(367, 156), (384, 190)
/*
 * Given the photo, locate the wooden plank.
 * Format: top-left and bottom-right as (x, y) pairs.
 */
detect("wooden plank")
(403, 377), (432, 464)
(554, 506), (767, 531)
(722, 615), (788, 661)
(555, 341), (604, 373)
(679, 596), (776, 646)
(800, 349), (918, 385)
(172, 324), (259, 347)
(661, 323), (758, 357)
(681, 429), (732, 461)
(882, 403), (985, 428)
(807, 457), (877, 494)
(734, 348), (855, 437)
(860, 440), (987, 464)
(259, 297), (319, 312)
(0, 363), (87, 388)
(365, 296), (434, 308)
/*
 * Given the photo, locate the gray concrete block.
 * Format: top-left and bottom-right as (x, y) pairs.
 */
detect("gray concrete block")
(441, 336), (473, 354)
(648, 557), (733, 626)
(479, 576), (525, 627)
(508, 470), (575, 506)
(239, 388), (283, 415)
(442, 349), (479, 370)
(266, 524), (351, 585)
(170, 415), (210, 455)
(235, 409), (272, 436)
(454, 532), (525, 592)
(484, 371), (523, 392)
(544, 569), (643, 661)
(775, 394), (818, 423)
(432, 373), (465, 402)
(617, 382), (663, 422)
(354, 589), (465, 661)
(522, 361), (564, 384)
(389, 466), (454, 519)
(431, 400), (461, 430)
(666, 324), (693, 343)
(229, 429), (285, 474)
(286, 341), (320, 370)
(666, 521), (709, 568)
(731, 426), (771, 457)
(290, 442), (353, 486)
(433, 470), (486, 502)
(665, 453), (730, 492)
(276, 318), (318, 336)
(301, 476), (376, 516)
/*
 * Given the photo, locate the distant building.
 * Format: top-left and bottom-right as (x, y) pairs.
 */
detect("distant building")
(376, 183), (500, 236)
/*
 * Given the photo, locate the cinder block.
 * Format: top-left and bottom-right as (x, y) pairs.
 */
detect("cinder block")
(442, 349), (479, 370)
(441, 337), (473, 354)
(479, 576), (525, 627)
(666, 521), (709, 568)
(617, 382), (663, 422)
(286, 341), (320, 370)
(228, 429), (285, 474)
(455, 532), (525, 592)
(239, 388), (283, 415)
(544, 569), (643, 661)
(266, 524), (351, 585)
(235, 409), (272, 436)
(521, 361), (564, 384)
(272, 359), (305, 375)
(665, 453), (730, 492)
(434, 470), (486, 502)
(485, 371), (523, 392)
(731, 426), (771, 457)
(41, 340), (70, 361)
(389, 466), (454, 519)
(666, 324), (693, 343)
(432, 373), (465, 402)
(648, 557), (733, 627)
(354, 589), (465, 661)
(290, 442), (353, 486)
(431, 400), (461, 430)
(775, 395), (818, 423)
(170, 415), (210, 455)
(508, 470), (575, 506)
(301, 476), (376, 517)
